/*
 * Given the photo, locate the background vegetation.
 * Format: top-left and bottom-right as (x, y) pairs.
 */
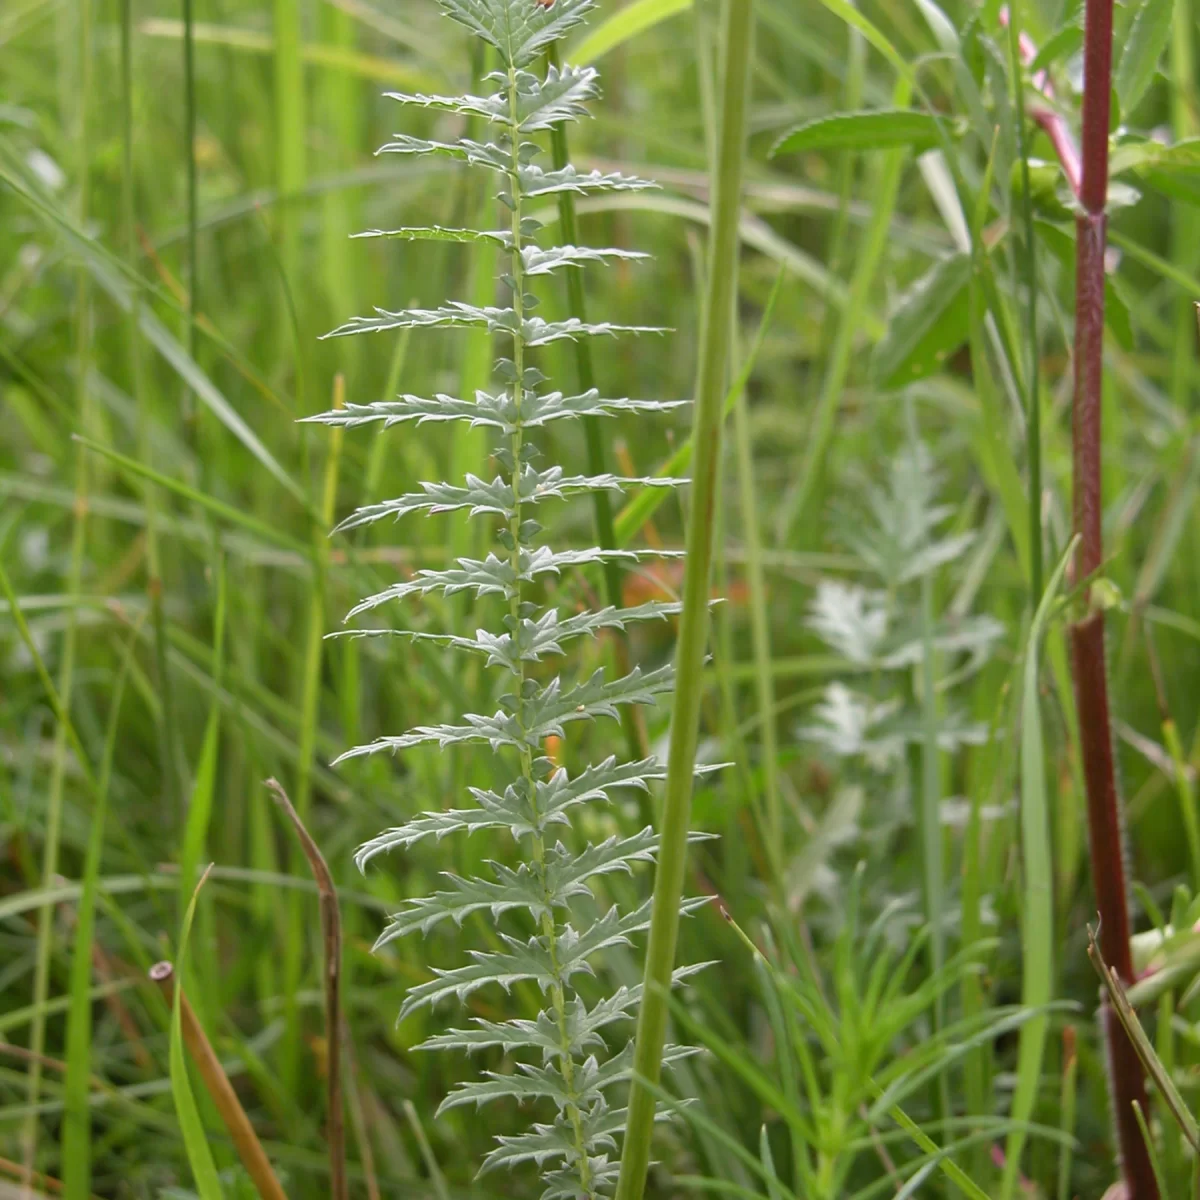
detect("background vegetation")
(3, 0), (1200, 1195)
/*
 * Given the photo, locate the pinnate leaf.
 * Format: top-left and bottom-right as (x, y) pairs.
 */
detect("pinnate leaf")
(304, 388), (686, 435)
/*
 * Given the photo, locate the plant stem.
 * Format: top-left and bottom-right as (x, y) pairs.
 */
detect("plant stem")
(614, 1), (753, 1195)
(504, 68), (594, 1198)
(1071, 1), (1158, 1195)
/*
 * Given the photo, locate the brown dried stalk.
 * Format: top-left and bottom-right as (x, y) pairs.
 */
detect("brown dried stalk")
(265, 778), (348, 1200)
(148, 962), (287, 1200)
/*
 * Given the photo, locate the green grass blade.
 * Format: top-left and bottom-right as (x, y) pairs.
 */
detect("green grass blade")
(1000, 537), (1077, 1199)
(167, 867), (226, 1199)
(23, 0), (94, 1172)
(61, 622), (142, 1199)
(571, 0), (693, 64)
(615, 2), (754, 1195)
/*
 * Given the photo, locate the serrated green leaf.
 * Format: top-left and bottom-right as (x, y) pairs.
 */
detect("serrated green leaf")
(384, 64), (599, 131)
(544, 827), (662, 894)
(399, 904), (636, 1016)
(871, 251), (972, 388)
(377, 132), (510, 169)
(335, 663), (675, 759)
(520, 243), (650, 275)
(331, 466), (682, 531)
(510, 63), (601, 130)
(438, 1041), (695, 1115)
(322, 301), (666, 344)
(374, 133), (656, 196)
(418, 966), (710, 1059)
(345, 546), (683, 613)
(383, 87), (508, 123)
(380, 863), (547, 940)
(518, 161), (657, 198)
(439, 0), (596, 67)
(484, 1118), (595, 1171)
(1116, 0), (1174, 114)
(339, 601), (684, 672)
(538, 1156), (622, 1199)
(772, 109), (947, 157)
(304, 388), (686, 435)
(351, 225), (513, 247)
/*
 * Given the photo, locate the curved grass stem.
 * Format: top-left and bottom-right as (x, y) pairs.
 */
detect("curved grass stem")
(614, 2), (755, 1196)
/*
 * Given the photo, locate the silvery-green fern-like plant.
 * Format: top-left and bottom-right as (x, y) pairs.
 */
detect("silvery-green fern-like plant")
(306, 2), (707, 1195)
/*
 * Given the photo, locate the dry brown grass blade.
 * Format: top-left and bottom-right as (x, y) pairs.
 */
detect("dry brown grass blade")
(265, 777), (348, 1200)
(148, 962), (288, 1200)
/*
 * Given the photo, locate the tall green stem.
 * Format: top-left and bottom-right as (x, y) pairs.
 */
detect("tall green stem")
(504, 68), (594, 1198)
(614, 1), (754, 1196)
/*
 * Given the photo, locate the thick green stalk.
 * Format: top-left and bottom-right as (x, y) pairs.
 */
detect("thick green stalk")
(614, 1), (753, 1196)
(23, 0), (92, 1182)
(503, 68), (594, 1197)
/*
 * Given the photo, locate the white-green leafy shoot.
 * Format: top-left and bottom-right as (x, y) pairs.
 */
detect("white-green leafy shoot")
(305, 2), (706, 1195)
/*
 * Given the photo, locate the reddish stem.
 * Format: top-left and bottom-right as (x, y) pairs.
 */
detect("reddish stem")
(1032, 110), (1082, 198)
(1071, 0), (1158, 1196)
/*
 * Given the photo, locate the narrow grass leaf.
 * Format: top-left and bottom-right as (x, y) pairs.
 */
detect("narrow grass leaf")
(773, 109), (945, 157)
(168, 867), (225, 1199)
(570, 0), (692, 65)
(1000, 538), (1076, 1200)
(871, 251), (971, 388)
(1116, 0), (1175, 114)
(62, 624), (142, 1199)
